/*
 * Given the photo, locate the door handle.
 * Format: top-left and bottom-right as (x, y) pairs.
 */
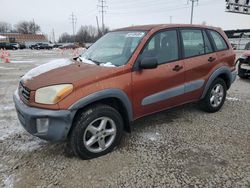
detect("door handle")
(172, 65), (183, 72)
(208, 57), (216, 62)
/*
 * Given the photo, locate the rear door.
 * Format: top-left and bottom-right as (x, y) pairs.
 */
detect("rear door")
(132, 29), (186, 119)
(180, 28), (218, 101)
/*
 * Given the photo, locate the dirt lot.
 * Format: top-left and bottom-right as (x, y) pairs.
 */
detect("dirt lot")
(0, 49), (249, 188)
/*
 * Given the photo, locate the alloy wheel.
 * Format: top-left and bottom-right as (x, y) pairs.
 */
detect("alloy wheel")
(83, 117), (117, 153)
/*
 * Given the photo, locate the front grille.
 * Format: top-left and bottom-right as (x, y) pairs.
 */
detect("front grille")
(19, 82), (31, 101)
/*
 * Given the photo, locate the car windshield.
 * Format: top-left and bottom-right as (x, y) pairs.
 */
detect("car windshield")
(80, 31), (146, 67)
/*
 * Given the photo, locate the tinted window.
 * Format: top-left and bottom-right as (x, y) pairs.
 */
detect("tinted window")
(209, 30), (228, 51)
(203, 31), (213, 54)
(181, 29), (205, 58)
(141, 30), (179, 64)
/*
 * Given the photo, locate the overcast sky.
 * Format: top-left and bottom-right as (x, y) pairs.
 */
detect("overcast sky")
(1, 0), (250, 39)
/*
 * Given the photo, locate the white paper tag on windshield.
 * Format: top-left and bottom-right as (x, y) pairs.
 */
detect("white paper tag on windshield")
(126, 32), (145, 38)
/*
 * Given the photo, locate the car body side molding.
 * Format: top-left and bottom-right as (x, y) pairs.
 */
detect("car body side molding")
(142, 79), (205, 106)
(69, 89), (133, 122)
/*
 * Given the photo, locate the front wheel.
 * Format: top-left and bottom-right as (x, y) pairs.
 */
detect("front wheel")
(69, 104), (124, 160)
(199, 78), (227, 113)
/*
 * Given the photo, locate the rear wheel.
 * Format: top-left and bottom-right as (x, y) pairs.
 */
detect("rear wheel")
(69, 104), (124, 159)
(200, 78), (227, 113)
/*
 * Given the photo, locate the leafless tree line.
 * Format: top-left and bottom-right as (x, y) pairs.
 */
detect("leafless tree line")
(0, 20), (108, 43)
(58, 25), (109, 43)
(0, 21), (41, 34)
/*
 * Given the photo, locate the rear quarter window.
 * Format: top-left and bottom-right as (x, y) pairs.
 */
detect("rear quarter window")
(209, 30), (228, 51)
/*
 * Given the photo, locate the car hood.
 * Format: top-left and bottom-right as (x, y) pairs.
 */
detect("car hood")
(21, 58), (124, 90)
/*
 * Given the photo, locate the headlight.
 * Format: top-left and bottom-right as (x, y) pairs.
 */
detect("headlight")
(35, 84), (73, 104)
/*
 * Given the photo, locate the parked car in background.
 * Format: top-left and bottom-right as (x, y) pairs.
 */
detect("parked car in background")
(52, 44), (63, 48)
(59, 43), (79, 49)
(0, 42), (19, 50)
(30, 43), (52, 50)
(19, 43), (26, 49)
(14, 24), (236, 159)
(237, 50), (250, 79)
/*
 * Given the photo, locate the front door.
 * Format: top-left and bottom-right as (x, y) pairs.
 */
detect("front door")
(132, 29), (186, 119)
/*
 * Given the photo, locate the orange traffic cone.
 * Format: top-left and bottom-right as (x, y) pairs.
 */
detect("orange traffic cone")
(5, 51), (10, 57)
(5, 57), (10, 63)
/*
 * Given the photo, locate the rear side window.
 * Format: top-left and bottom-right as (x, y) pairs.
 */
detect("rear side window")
(181, 29), (205, 58)
(209, 30), (228, 51)
(141, 30), (179, 64)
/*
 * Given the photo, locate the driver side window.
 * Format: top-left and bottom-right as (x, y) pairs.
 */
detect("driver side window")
(141, 30), (179, 64)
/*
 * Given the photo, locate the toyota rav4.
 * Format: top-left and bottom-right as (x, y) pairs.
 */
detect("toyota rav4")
(14, 24), (236, 159)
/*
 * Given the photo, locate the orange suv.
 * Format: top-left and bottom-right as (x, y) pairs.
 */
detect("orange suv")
(14, 24), (236, 159)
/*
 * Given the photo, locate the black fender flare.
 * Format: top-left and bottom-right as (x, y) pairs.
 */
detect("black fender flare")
(201, 66), (235, 99)
(69, 89), (133, 122)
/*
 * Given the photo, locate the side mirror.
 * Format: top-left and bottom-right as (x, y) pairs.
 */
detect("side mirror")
(139, 57), (158, 69)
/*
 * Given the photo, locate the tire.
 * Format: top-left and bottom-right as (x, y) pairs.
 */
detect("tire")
(238, 74), (249, 79)
(199, 78), (227, 113)
(69, 104), (124, 160)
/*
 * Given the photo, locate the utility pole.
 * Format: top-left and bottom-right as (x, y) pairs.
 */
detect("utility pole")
(189, 0), (198, 24)
(97, 0), (108, 33)
(69, 13), (77, 41)
(32, 18), (36, 34)
(96, 16), (100, 34)
(52, 28), (55, 43)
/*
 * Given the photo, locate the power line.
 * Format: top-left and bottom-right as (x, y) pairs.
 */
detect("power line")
(98, 0), (108, 32)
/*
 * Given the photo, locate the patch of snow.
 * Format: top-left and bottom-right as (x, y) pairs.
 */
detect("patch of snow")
(78, 57), (95, 65)
(22, 58), (72, 81)
(0, 104), (15, 111)
(8, 136), (47, 152)
(142, 132), (161, 141)
(11, 60), (35, 64)
(0, 121), (23, 141)
(12, 139), (46, 152)
(100, 62), (116, 67)
(226, 97), (240, 101)
(0, 66), (15, 70)
(3, 174), (14, 188)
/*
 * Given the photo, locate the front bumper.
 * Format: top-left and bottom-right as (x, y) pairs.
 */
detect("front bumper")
(13, 91), (76, 141)
(239, 63), (250, 76)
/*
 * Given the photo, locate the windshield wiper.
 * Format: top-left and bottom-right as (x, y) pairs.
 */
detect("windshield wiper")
(86, 58), (101, 65)
(76, 56), (102, 66)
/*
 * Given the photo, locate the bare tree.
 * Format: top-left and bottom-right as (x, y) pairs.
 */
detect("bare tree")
(58, 32), (74, 43)
(58, 25), (109, 43)
(76, 25), (109, 43)
(0, 22), (11, 33)
(15, 21), (41, 34)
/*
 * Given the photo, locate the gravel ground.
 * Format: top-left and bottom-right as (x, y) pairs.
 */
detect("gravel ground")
(0, 49), (249, 188)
